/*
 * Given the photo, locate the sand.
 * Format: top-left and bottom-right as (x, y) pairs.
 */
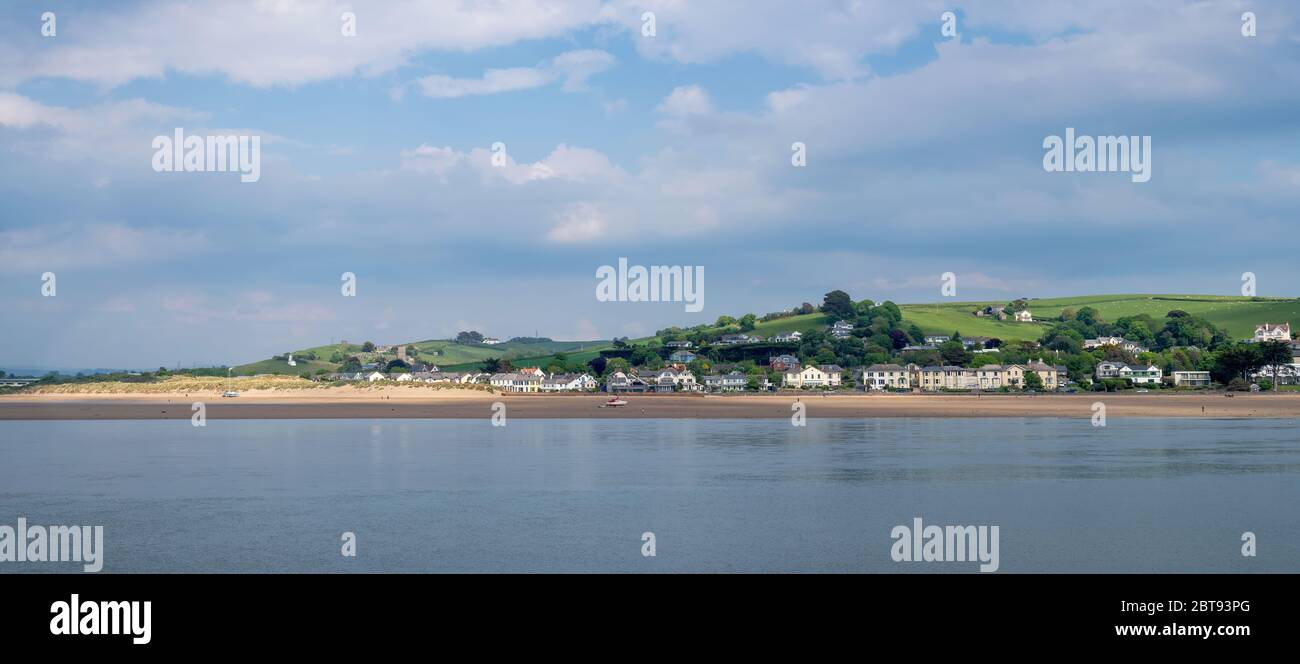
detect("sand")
(1, 389), (1298, 420)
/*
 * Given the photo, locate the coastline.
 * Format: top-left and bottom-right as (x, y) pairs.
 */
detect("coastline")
(1, 390), (1298, 420)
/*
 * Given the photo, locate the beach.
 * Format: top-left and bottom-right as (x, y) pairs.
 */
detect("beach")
(1, 389), (1297, 420)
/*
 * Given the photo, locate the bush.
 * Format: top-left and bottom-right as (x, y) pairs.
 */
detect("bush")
(1227, 378), (1250, 391)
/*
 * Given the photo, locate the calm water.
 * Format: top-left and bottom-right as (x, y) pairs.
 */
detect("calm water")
(0, 418), (1297, 573)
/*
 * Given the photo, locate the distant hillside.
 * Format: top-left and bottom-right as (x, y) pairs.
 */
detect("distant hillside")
(901, 294), (1298, 342)
(233, 338), (608, 376)
(235, 294), (1297, 375)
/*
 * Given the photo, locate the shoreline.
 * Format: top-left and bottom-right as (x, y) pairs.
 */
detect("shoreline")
(1, 391), (1298, 420)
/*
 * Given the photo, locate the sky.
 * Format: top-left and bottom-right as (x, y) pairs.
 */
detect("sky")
(1, 0), (1298, 370)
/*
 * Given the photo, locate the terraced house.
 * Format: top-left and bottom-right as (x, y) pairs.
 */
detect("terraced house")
(1024, 361), (1061, 390)
(859, 364), (911, 390)
(702, 371), (749, 392)
(914, 365), (975, 391)
(490, 372), (542, 393)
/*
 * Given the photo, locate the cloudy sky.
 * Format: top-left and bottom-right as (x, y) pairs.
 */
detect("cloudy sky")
(1, 0), (1298, 370)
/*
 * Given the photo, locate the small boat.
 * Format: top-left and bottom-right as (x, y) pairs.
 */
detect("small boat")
(601, 397), (629, 408)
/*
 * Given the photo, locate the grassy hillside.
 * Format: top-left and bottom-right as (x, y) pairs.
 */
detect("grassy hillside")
(899, 295), (1298, 342)
(234, 338), (609, 375)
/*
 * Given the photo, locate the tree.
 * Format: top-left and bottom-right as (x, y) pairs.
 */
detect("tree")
(1023, 371), (1044, 390)
(455, 331), (484, 344)
(820, 290), (855, 320)
(938, 340), (970, 366)
(1258, 340), (1293, 392)
(588, 356), (608, 376)
(1212, 343), (1262, 384)
(888, 329), (909, 350)
(739, 314), (757, 332)
(482, 357), (504, 374)
(1074, 306), (1101, 327)
(361, 341), (376, 353)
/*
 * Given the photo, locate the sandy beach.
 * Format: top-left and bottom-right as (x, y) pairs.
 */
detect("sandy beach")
(2, 388), (1298, 420)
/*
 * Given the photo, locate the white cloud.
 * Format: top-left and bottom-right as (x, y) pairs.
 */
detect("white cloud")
(546, 202), (607, 244)
(417, 67), (555, 99)
(0, 0), (610, 89)
(657, 85), (713, 117)
(414, 49), (615, 99)
(399, 142), (624, 186)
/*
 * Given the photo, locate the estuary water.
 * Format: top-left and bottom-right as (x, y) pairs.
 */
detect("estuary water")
(0, 417), (1296, 573)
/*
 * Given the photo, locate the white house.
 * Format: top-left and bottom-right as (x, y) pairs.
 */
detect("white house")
(606, 372), (649, 393)
(771, 331), (803, 343)
(1013, 310), (1034, 323)
(1119, 364), (1162, 384)
(540, 373), (599, 392)
(669, 350), (698, 363)
(783, 365), (843, 389)
(640, 368), (698, 392)
(1095, 361), (1126, 380)
(829, 320), (854, 338)
(1172, 371), (1212, 387)
(703, 371), (749, 392)
(1254, 322), (1291, 342)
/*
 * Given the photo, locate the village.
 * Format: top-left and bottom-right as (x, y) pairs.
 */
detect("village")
(318, 314), (1299, 395)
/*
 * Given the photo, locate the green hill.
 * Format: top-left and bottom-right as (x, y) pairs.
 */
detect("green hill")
(235, 294), (1298, 374)
(233, 338), (609, 376)
(899, 295), (1298, 342)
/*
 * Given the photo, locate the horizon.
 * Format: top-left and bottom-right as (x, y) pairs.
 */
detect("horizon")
(4, 1), (1300, 369)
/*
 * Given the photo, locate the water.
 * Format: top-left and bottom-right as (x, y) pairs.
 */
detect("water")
(0, 418), (1296, 573)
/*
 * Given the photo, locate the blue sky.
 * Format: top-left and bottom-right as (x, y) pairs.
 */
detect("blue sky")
(2, 0), (1299, 370)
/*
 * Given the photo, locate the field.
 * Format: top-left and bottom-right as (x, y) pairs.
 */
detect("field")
(898, 295), (1298, 342)
(232, 294), (1298, 374)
